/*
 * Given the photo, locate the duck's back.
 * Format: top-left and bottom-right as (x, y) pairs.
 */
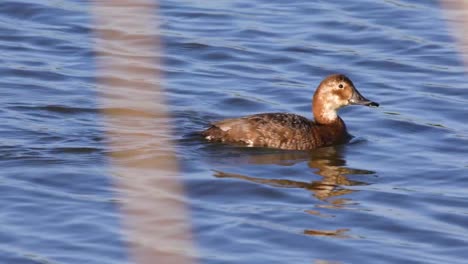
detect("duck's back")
(202, 113), (348, 150)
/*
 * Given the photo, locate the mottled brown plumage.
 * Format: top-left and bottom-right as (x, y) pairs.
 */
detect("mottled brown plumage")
(202, 74), (378, 150)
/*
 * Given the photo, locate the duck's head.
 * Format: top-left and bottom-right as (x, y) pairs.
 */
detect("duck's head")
(312, 74), (378, 124)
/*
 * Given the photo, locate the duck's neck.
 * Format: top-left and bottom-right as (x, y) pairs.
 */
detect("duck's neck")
(312, 98), (350, 145)
(313, 103), (340, 125)
(313, 108), (350, 145)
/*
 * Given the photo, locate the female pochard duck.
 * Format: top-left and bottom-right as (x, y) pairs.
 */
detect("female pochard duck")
(202, 74), (378, 150)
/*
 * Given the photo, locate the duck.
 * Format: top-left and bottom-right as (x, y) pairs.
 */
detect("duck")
(202, 74), (379, 150)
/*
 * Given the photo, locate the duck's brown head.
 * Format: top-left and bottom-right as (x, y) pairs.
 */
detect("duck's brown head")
(312, 74), (378, 124)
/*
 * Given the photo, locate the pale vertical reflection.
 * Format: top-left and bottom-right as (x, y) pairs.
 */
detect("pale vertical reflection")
(92, 1), (195, 264)
(441, 0), (468, 66)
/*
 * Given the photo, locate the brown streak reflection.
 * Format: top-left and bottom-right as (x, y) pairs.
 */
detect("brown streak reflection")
(303, 228), (350, 238)
(213, 146), (374, 239)
(214, 146), (374, 201)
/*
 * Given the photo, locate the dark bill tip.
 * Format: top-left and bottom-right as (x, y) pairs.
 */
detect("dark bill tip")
(349, 97), (379, 107)
(349, 89), (379, 107)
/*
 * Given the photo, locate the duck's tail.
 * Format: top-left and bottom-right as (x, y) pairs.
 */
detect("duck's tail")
(201, 126), (226, 141)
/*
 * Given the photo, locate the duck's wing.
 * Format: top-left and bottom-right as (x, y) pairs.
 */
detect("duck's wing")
(246, 113), (314, 131)
(202, 113), (315, 148)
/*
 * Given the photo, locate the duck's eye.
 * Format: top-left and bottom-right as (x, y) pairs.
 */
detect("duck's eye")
(338, 84), (344, 89)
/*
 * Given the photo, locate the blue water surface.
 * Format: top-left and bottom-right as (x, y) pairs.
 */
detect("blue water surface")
(0, 1), (127, 264)
(1, 0), (468, 264)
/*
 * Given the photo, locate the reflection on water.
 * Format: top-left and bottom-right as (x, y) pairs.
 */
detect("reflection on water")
(214, 146), (374, 201)
(213, 145), (375, 238)
(303, 228), (350, 238)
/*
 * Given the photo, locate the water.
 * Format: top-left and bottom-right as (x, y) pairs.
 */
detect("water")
(1, 0), (467, 263)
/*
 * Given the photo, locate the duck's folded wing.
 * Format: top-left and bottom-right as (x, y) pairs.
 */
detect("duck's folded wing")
(202, 116), (258, 143)
(202, 113), (314, 148)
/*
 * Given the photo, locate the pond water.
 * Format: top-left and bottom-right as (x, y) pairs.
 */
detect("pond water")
(1, 0), (467, 263)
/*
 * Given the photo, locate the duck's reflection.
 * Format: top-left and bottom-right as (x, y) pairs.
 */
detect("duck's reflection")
(213, 146), (374, 201)
(212, 145), (375, 239)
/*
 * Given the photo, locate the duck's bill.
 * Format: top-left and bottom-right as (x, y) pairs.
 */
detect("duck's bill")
(349, 90), (379, 107)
